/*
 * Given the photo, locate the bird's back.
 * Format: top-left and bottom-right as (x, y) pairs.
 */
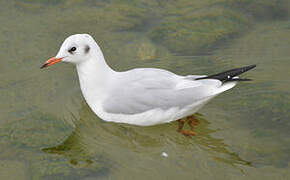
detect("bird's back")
(102, 68), (230, 115)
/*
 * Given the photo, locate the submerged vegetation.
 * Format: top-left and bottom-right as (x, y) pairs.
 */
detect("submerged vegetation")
(14, 0), (290, 56)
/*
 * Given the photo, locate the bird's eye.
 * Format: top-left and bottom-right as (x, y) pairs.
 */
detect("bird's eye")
(69, 47), (77, 53)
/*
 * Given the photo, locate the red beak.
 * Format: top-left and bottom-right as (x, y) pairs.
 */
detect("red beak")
(40, 57), (63, 69)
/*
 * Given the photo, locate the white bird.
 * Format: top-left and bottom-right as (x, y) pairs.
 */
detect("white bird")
(41, 34), (256, 136)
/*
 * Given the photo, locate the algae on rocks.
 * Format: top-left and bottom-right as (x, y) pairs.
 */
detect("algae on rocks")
(148, 0), (290, 55)
(149, 8), (249, 55)
(14, 0), (290, 56)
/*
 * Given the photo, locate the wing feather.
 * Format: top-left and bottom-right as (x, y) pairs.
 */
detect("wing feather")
(103, 68), (222, 114)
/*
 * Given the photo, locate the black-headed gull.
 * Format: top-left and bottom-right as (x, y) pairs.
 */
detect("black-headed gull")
(41, 34), (256, 136)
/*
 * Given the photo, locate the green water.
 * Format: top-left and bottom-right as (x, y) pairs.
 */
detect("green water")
(0, 0), (290, 179)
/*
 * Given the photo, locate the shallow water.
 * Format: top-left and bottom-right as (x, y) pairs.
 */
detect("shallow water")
(0, 0), (290, 179)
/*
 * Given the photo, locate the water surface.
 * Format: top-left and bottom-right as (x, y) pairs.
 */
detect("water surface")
(0, 0), (290, 179)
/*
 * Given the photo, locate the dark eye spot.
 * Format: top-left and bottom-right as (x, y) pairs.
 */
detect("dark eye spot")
(85, 45), (90, 54)
(68, 47), (77, 53)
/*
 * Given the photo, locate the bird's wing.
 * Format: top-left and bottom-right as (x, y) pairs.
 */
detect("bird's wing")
(102, 68), (223, 114)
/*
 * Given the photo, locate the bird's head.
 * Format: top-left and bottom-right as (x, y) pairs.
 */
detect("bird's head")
(41, 34), (96, 68)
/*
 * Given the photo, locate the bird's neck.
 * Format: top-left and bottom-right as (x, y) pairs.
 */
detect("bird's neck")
(76, 51), (115, 105)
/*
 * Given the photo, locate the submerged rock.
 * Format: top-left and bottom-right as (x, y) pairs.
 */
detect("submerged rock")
(0, 160), (29, 180)
(148, 0), (290, 55)
(14, 0), (63, 13)
(13, 0), (290, 56)
(3, 111), (71, 148)
(226, 0), (290, 19)
(137, 40), (157, 60)
(119, 38), (170, 61)
(149, 7), (250, 55)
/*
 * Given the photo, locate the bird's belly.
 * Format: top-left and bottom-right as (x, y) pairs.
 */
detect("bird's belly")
(89, 97), (213, 126)
(99, 108), (184, 126)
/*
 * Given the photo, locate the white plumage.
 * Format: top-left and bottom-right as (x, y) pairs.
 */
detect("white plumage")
(43, 34), (241, 126)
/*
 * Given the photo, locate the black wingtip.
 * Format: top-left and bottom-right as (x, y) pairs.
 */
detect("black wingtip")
(196, 64), (257, 82)
(242, 64), (256, 72)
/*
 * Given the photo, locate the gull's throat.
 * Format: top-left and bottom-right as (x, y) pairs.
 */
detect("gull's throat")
(76, 54), (115, 107)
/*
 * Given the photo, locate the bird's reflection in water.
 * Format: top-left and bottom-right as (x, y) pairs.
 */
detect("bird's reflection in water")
(43, 102), (251, 171)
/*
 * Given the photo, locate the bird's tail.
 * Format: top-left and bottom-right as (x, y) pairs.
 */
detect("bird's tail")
(196, 65), (256, 82)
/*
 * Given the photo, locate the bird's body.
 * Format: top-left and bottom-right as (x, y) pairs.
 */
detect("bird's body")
(83, 67), (236, 126)
(42, 34), (255, 130)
